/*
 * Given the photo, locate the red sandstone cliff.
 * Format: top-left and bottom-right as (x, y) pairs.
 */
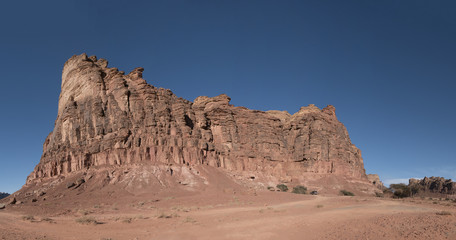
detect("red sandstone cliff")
(26, 53), (373, 192)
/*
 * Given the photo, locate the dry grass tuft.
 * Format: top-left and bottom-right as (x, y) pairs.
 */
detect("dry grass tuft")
(76, 216), (100, 225)
(436, 211), (452, 216)
(157, 212), (179, 219)
(22, 215), (35, 221)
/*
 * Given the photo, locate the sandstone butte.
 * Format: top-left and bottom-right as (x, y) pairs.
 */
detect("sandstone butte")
(24, 53), (380, 195)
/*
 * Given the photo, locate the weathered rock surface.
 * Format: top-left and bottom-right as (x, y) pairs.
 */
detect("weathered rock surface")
(409, 177), (456, 195)
(367, 174), (385, 190)
(26, 53), (372, 190)
(8, 197), (16, 205)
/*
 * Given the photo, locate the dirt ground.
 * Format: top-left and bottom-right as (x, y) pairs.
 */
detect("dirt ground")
(1, 191), (456, 240)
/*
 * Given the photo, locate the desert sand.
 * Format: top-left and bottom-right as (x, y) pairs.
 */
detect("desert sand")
(1, 190), (455, 240)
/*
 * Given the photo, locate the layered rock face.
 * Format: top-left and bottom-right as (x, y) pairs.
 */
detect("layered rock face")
(409, 177), (456, 195)
(27, 54), (368, 185)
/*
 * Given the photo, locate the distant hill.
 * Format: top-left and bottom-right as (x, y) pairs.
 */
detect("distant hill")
(0, 192), (10, 199)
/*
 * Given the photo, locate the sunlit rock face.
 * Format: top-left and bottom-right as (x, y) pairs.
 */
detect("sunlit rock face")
(27, 53), (368, 185)
(409, 177), (456, 195)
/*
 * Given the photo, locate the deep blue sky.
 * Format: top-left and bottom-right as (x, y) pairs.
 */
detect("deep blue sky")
(1, 0), (455, 193)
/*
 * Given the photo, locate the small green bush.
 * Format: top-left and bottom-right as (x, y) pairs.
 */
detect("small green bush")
(340, 190), (355, 196)
(276, 184), (288, 192)
(292, 185), (307, 194)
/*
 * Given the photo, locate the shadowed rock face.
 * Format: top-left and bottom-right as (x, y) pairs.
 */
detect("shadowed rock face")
(0, 192), (9, 200)
(27, 53), (368, 184)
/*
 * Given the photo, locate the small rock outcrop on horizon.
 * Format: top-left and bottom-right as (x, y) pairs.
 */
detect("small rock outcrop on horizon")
(367, 174), (385, 190)
(25, 54), (376, 193)
(0, 192), (9, 200)
(409, 177), (456, 195)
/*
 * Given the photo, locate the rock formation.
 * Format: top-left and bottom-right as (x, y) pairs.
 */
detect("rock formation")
(0, 192), (9, 200)
(409, 177), (456, 195)
(367, 174), (385, 190)
(26, 53), (373, 191)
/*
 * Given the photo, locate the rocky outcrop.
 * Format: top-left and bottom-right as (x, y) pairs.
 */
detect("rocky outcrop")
(409, 177), (456, 195)
(367, 174), (385, 190)
(0, 192), (9, 200)
(26, 54), (370, 187)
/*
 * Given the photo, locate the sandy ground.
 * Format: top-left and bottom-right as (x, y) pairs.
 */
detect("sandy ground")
(1, 192), (456, 240)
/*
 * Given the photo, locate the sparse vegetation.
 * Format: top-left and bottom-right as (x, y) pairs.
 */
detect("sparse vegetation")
(76, 216), (100, 225)
(276, 184), (288, 192)
(390, 184), (411, 198)
(22, 215), (35, 221)
(340, 190), (355, 196)
(267, 186), (275, 191)
(436, 211), (452, 216)
(157, 212), (179, 219)
(79, 209), (91, 215)
(40, 217), (54, 223)
(135, 215), (148, 220)
(292, 185), (307, 194)
(375, 192), (384, 197)
(122, 217), (133, 223)
(316, 205), (324, 208)
(183, 217), (197, 223)
(171, 206), (191, 212)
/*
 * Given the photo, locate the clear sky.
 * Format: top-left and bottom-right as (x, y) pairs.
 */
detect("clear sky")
(0, 0), (455, 193)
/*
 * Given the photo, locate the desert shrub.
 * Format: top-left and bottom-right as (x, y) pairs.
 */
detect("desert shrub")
(76, 216), (99, 225)
(79, 209), (91, 215)
(276, 184), (288, 192)
(40, 217), (54, 223)
(340, 190), (355, 196)
(22, 215), (35, 221)
(157, 212), (179, 219)
(122, 217), (133, 223)
(436, 211), (452, 216)
(292, 185), (307, 194)
(375, 192), (384, 197)
(316, 205), (324, 208)
(183, 217), (197, 223)
(267, 186), (275, 191)
(390, 184), (411, 198)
